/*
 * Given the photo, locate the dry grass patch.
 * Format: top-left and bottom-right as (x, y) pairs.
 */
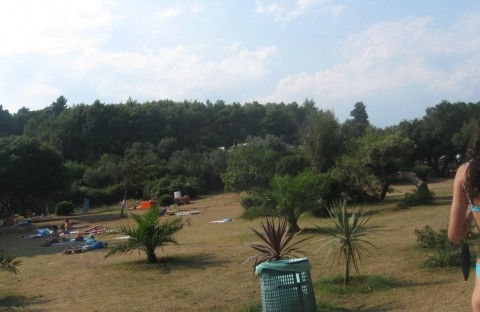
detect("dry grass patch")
(0, 179), (474, 311)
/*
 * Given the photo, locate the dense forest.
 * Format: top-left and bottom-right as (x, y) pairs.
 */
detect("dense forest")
(1, 96), (480, 221)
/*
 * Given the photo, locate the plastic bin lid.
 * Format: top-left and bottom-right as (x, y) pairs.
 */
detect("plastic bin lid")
(255, 258), (311, 275)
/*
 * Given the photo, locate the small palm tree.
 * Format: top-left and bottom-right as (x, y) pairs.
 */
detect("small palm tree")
(0, 253), (21, 274)
(318, 200), (376, 285)
(269, 172), (320, 233)
(106, 207), (189, 263)
(242, 218), (311, 267)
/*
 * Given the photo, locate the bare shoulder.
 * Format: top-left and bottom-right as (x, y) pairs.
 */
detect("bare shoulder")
(455, 163), (468, 180)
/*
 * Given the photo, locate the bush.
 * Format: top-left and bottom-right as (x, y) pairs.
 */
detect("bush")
(310, 172), (341, 217)
(414, 225), (437, 249)
(144, 175), (201, 200)
(275, 154), (309, 176)
(83, 183), (124, 207)
(241, 195), (264, 209)
(158, 194), (174, 206)
(55, 201), (75, 216)
(413, 225), (474, 268)
(412, 164), (432, 180)
(397, 188), (434, 208)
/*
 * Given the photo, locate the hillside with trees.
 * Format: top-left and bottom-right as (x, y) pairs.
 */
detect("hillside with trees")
(1, 97), (479, 224)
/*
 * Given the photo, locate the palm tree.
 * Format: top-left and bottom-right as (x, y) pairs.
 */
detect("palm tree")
(106, 207), (189, 263)
(0, 253), (21, 274)
(318, 200), (376, 285)
(242, 218), (311, 267)
(269, 172), (320, 233)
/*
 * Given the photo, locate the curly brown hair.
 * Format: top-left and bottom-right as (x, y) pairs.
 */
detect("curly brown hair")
(465, 118), (480, 200)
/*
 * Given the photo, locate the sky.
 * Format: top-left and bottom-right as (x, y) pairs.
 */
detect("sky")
(1, 1), (480, 128)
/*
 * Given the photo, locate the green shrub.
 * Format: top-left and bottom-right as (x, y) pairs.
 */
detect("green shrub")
(55, 201), (75, 216)
(412, 164), (432, 180)
(83, 183), (124, 206)
(414, 225), (438, 249)
(310, 172), (341, 217)
(241, 195), (264, 209)
(158, 194), (174, 206)
(145, 175), (201, 200)
(424, 242), (462, 268)
(413, 225), (474, 268)
(397, 188), (434, 208)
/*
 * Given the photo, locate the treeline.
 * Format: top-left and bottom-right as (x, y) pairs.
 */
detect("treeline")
(1, 97), (480, 218)
(0, 97), (312, 162)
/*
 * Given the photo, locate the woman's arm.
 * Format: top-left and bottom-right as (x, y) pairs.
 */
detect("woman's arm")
(448, 163), (473, 243)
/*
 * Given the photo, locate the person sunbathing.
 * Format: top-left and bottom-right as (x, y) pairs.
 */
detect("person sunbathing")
(41, 225), (60, 246)
(63, 241), (108, 254)
(60, 218), (73, 238)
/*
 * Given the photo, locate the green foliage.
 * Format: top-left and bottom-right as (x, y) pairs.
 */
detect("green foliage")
(82, 184), (125, 207)
(342, 102), (370, 138)
(413, 225), (471, 268)
(145, 175), (201, 200)
(106, 207), (189, 263)
(0, 253), (21, 274)
(158, 194), (174, 206)
(55, 201), (75, 216)
(397, 188), (434, 208)
(301, 109), (343, 173)
(64, 160), (87, 181)
(414, 225), (438, 249)
(241, 195), (265, 209)
(0, 136), (68, 216)
(275, 154), (309, 176)
(82, 162), (122, 188)
(309, 172), (341, 217)
(242, 218), (311, 267)
(359, 131), (415, 178)
(269, 171), (338, 231)
(317, 200), (376, 286)
(222, 140), (279, 193)
(412, 164), (433, 180)
(240, 302), (262, 312)
(330, 155), (382, 202)
(241, 188), (276, 219)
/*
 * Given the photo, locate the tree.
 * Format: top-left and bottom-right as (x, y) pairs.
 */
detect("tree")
(343, 102), (370, 138)
(399, 100), (480, 176)
(0, 136), (67, 217)
(319, 200), (376, 286)
(360, 131), (419, 200)
(49, 96), (68, 116)
(269, 172), (327, 233)
(0, 105), (13, 137)
(221, 138), (280, 193)
(106, 207), (189, 263)
(301, 110), (343, 173)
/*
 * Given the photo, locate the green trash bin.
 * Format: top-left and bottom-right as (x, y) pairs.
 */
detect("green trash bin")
(255, 258), (317, 312)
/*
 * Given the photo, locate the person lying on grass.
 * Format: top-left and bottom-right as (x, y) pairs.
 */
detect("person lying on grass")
(40, 225), (60, 246)
(63, 241), (108, 255)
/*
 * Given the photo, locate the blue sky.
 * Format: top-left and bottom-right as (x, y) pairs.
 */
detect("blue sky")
(1, 0), (480, 127)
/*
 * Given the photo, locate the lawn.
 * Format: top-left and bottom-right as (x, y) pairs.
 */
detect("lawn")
(0, 178), (473, 311)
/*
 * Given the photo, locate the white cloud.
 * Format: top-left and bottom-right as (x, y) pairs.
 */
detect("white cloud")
(157, 8), (181, 21)
(68, 45), (277, 102)
(156, 3), (204, 21)
(0, 0), (118, 56)
(255, 0), (335, 23)
(262, 14), (480, 107)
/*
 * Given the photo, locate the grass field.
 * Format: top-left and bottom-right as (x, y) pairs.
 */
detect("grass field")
(0, 178), (474, 311)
